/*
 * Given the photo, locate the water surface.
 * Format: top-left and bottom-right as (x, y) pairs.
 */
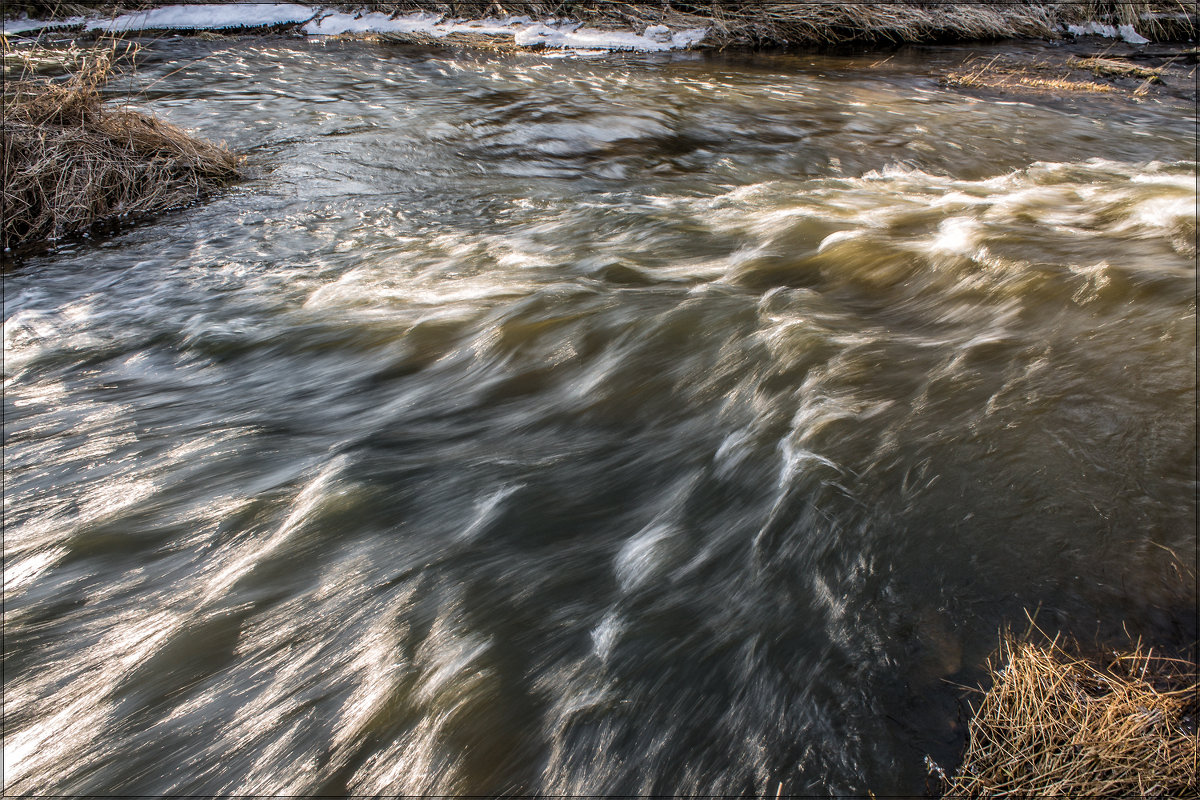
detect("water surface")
(4, 37), (1196, 796)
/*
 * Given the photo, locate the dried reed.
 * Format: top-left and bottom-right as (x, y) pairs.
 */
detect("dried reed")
(1069, 56), (1165, 83)
(943, 634), (1198, 798)
(1, 41), (242, 251)
(331, 2), (1076, 45)
(943, 57), (1120, 94)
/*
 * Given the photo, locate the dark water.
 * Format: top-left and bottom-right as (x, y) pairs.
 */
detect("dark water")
(4, 37), (1196, 796)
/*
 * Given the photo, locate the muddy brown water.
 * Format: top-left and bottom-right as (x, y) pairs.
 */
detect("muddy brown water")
(4, 36), (1196, 796)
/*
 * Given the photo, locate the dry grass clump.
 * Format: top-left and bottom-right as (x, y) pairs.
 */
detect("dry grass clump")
(944, 57), (1120, 94)
(349, 1), (1193, 45)
(342, 2), (1061, 46)
(702, 2), (1059, 47)
(340, 2), (1190, 44)
(943, 634), (1198, 798)
(2, 41), (242, 251)
(941, 50), (1183, 97)
(1069, 55), (1165, 82)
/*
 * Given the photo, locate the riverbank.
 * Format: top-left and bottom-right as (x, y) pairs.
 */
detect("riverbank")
(1, 41), (241, 252)
(3, 2), (1196, 50)
(3, 4), (1191, 253)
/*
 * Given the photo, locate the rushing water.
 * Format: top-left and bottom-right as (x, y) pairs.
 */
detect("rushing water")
(4, 37), (1196, 796)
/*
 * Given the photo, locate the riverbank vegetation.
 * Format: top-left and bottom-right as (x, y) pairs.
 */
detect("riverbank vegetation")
(941, 633), (1198, 798)
(4, 2), (1196, 46)
(1, 40), (241, 251)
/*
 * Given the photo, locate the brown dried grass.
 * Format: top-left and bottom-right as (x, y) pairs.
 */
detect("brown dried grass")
(941, 50), (1181, 97)
(943, 57), (1120, 94)
(343, 1), (1189, 43)
(1061, 1), (1196, 39)
(341, 2), (1064, 46)
(1070, 55), (1165, 82)
(943, 633), (1199, 798)
(703, 2), (1059, 47)
(1, 41), (242, 251)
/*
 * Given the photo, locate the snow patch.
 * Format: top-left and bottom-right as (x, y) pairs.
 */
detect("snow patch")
(1117, 23), (1149, 44)
(90, 3), (317, 32)
(301, 10), (447, 36)
(305, 9), (706, 51)
(1067, 21), (1119, 38)
(514, 22), (706, 51)
(1066, 21), (1150, 44)
(7, 3), (707, 51)
(2, 15), (89, 34)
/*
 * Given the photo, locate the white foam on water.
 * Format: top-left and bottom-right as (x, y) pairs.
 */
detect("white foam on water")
(614, 522), (675, 594)
(590, 610), (623, 660)
(1130, 194), (1193, 227)
(714, 427), (757, 478)
(817, 229), (865, 254)
(927, 217), (984, 257)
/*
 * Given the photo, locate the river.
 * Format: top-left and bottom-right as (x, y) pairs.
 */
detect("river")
(4, 36), (1196, 796)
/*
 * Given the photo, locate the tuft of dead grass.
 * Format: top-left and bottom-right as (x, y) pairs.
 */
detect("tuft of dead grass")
(341, 2), (1194, 46)
(943, 61), (1119, 94)
(354, 2), (1064, 47)
(1, 40), (242, 251)
(1069, 55), (1165, 82)
(941, 52), (1164, 95)
(941, 633), (1199, 798)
